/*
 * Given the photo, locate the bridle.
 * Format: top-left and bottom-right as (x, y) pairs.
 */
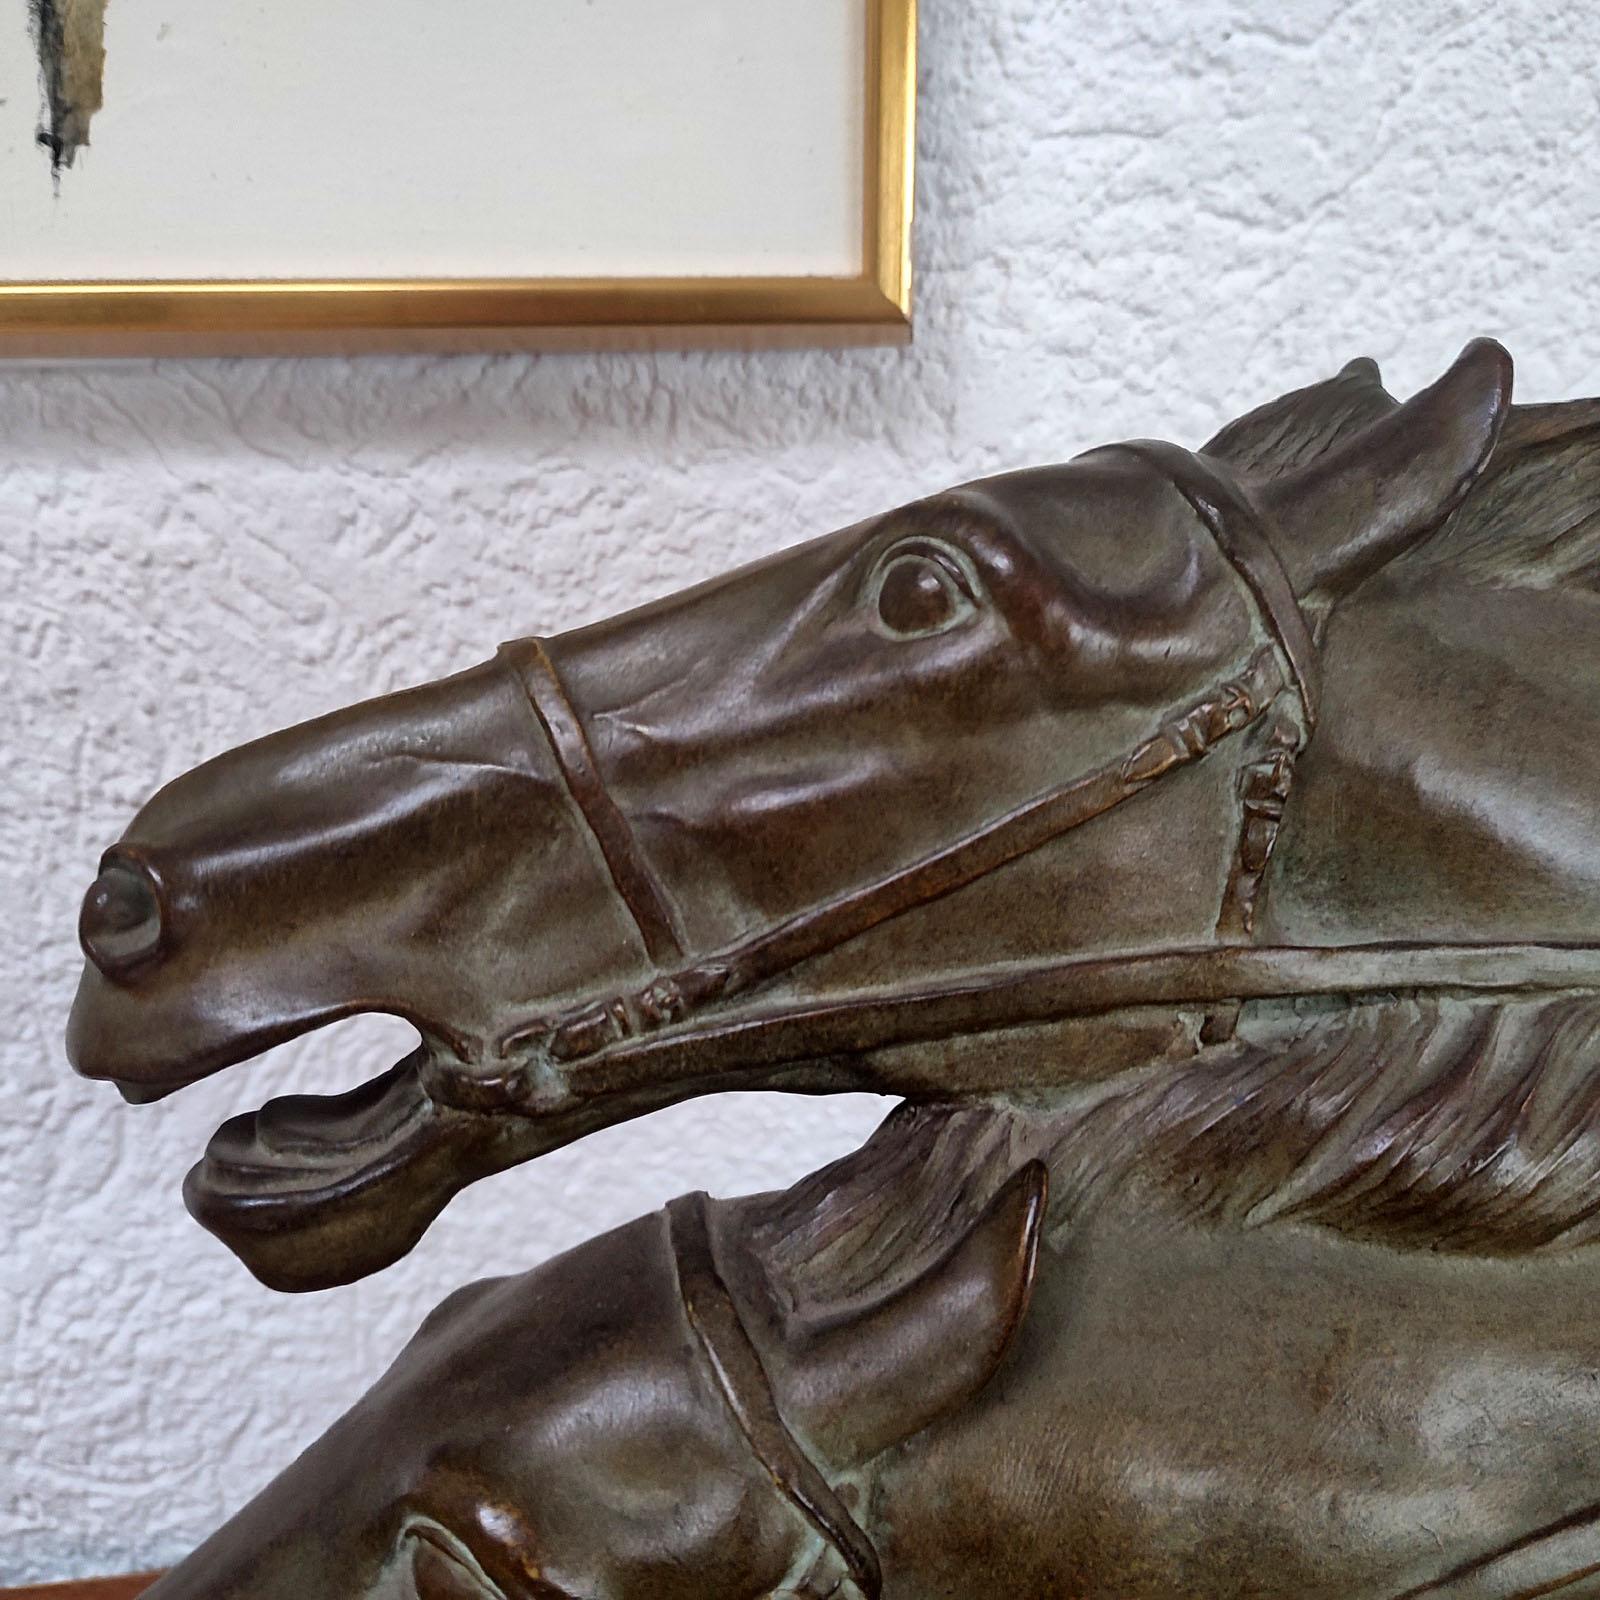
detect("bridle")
(668, 1183), (1600, 1600)
(668, 1189), (882, 1600)
(475, 446), (1599, 1118)
(481, 444), (1313, 1106)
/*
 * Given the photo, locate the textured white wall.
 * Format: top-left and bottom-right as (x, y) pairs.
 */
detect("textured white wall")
(4, 0), (1599, 1582)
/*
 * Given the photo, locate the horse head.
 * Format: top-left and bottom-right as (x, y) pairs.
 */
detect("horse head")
(130, 1070), (1600, 1598)
(69, 341), (1522, 1289)
(135, 1165), (1046, 1600)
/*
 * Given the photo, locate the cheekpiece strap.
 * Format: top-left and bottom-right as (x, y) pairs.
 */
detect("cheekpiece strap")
(1102, 439), (1321, 735)
(667, 1191), (883, 1600)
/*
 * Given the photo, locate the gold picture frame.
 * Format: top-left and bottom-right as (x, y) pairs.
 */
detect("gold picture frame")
(0, 0), (915, 359)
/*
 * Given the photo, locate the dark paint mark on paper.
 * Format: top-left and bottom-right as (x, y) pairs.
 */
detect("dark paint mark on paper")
(30, 0), (110, 175)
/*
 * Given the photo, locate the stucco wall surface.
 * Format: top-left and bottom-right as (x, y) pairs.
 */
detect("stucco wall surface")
(4, 0), (1599, 1582)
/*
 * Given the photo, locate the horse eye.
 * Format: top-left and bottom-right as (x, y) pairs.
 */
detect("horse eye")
(80, 861), (164, 977)
(874, 549), (978, 638)
(405, 1524), (507, 1600)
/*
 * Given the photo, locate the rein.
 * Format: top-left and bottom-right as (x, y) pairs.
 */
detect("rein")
(1386, 1495), (1600, 1598)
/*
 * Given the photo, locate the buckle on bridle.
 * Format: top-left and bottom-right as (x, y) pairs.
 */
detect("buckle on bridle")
(1121, 659), (1274, 786)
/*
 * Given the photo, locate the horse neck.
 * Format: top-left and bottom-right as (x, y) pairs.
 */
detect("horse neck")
(861, 1205), (1600, 1600)
(1262, 571), (1600, 949)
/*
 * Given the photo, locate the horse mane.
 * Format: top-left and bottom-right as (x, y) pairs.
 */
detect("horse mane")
(748, 358), (1600, 1313)
(750, 993), (1600, 1314)
(1206, 355), (1600, 596)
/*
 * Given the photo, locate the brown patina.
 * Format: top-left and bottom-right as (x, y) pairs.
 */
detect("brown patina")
(69, 341), (1600, 1595)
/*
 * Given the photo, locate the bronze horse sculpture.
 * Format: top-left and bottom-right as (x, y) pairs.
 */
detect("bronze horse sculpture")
(68, 340), (1600, 1595)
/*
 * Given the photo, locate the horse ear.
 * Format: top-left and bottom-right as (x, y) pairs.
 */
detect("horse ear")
(1252, 338), (1513, 603)
(1204, 353), (1399, 477)
(769, 1162), (1048, 1468)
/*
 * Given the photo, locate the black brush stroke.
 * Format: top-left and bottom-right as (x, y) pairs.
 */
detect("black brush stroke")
(29, 0), (87, 176)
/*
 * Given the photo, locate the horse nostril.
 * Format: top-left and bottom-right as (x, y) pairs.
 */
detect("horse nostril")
(80, 863), (164, 977)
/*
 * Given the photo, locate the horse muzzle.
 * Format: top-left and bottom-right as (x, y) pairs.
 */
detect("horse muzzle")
(64, 650), (661, 1288)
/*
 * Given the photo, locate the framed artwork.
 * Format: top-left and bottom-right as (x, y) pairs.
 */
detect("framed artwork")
(0, 0), (915, 356)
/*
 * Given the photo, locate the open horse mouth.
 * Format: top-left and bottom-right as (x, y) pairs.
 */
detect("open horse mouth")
(63, 647), (663, 1292)
(182, 1047), (442, 1285)
(68, 979), (528, 1292)
(75, 991), (651, 1293)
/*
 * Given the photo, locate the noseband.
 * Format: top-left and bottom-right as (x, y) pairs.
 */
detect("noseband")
(509, 635), (686, 969)
(473, 451), (1599, 1117)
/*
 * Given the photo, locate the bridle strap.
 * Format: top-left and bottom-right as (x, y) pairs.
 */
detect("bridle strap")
(567, 940), (1600, 1100)
(1104, 442), (1319, 962)
(1099, 440), (1321, 732)
(503, 645), (1288, 1064)
(499, 638), (685, 967)
(488, 444), (1320, 1078)
(1385, 1495), (1600, 1598)
(668, 1191), (882, 1600)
